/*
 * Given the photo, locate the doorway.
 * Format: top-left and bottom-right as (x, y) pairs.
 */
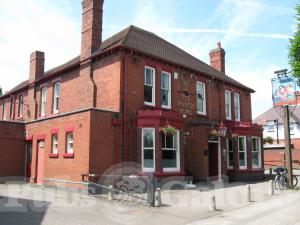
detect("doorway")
(208, 142), (219, 177)
(25, 142), (32, 179)
(36, 140), (45, 185)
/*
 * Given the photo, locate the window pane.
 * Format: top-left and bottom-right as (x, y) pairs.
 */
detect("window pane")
(162, 150), (177, 168)
(252, 152), (259, 166)
(165, 134), (173, 148)
(229, 152), (234, 167)
(239, 138), (244, 152)
(144, 149), (154, 168)
(252, 139), (257, 152)
(55, 83), (60, 97)
(197, 98), (204, 112)
(161, 73), (169, 89)
(145, 68), (153, 85)
(239, 152), (245, 166)
(144, 85), (152, 103)
(161, 89), (169, 106)
(143, 129), (153, 148)
(174, 132), (178, 149)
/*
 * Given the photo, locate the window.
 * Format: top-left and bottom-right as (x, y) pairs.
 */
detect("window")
(144, 67), (155, 106)
(66, 132), (74, 154)
(251, 137), (261, 168)
(18, 95), (23, 118)
(41, 87), (47, 117)
(2, 101), (7, 120)
(142, 128), (155, 172)
(9, 98), (14, 119)
(162, 131), (180, 172)
(267, 120), (275, 132)
(53, 82), (60, 114)
(51, 134), (58, 154)
(227, 139), (233, 169)
(234, 93), (240, 121)
(196, 81), (206, 115)
(161, 72), (171, 108)
(225, 91), (231, 120)
(238, 136), (247, 169)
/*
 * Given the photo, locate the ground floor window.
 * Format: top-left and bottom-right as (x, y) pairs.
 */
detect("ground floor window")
(142, 128), (155, 172)
(227, 139), (233, 169)
(238, 136), (247, 169)
(162, 130), (180, 172)
(66, 132), (74, 154)
(51, 134), (58, 154)
(251, 137), (261, 168)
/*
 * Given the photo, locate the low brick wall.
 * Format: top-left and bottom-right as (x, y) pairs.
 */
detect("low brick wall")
(0, 121), (25, 177)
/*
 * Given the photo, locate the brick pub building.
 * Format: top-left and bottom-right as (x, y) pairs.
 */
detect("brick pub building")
(0, 0), (263, 187)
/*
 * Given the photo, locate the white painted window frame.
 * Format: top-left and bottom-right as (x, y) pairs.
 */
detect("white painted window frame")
(225, 90), (232, 120)
(66, 132), (74, 154)
(51, 134), (58, 154)
(2, 101), (7, 120)
(238, 136), (247, 169)
(196, 81), (206, 115)
(234, 93), (240, 121)
(18, 95), (24, 118)
(142, 128), (155, 172)
(144, 66), (155, 106)
(162, 130), (180, 172)
(161, 71), (171, 109)
(251, 137), (261, 169)
(53, 82), (60, 114)
(41, 87), (47, 117)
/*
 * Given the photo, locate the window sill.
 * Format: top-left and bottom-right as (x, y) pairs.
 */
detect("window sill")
(49, 153), (59, 158)
(16, 116), (24, 120)
(63, 153), (74, 158)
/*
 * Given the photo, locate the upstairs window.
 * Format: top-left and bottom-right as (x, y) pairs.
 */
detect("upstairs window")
(234, 93), (240, 121)
(66, 132), (74, 154)
(18, 95), (23, 118)
(225, 91), (231, 120)
(144, 67), (155, 106)
(2, 101), (7, 120)
(290, 124), (295, 135)
(53, 82), (60, 114)
(41, 87), (47, 117)
(161, 71), (171, 108)
(267, 120), (275, 132)
(51, 134), (58, 154)
(9, 98), (14, 119)
(196, 81), (206, 115)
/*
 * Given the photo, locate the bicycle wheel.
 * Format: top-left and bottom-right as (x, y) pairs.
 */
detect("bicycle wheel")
(274, 175), (280, 189)
(278, 176), (286, 190)
(292, 175), (298, 188)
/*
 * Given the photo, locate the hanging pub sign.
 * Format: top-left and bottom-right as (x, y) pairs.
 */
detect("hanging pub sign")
(271, 75), (296, 107)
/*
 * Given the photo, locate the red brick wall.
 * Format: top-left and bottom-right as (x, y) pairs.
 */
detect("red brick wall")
(264, 149), (300, 169)
(26, 111), (92, 182)
(0, 121), (25, 177)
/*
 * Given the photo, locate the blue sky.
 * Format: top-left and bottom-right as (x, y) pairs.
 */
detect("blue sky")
(0, 0), (298, 118)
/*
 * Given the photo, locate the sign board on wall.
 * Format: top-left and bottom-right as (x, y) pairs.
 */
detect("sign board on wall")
(271, 76), (296, 107)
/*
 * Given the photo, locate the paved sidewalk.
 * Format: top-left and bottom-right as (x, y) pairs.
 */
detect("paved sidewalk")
(0, 180), (298, 225)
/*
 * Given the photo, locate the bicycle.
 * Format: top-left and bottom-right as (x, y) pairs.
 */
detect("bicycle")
(273, 167), (298, 190)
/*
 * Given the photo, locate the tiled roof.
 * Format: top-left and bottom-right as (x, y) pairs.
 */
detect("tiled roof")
(253, 106), (300, 125)
(3, 25), (254, 98)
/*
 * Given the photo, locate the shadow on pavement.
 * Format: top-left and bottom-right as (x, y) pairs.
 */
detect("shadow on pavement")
(0, 196), (50, 225)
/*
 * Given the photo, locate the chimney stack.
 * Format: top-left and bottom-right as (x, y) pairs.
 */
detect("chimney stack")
(29, 51), (45, 83)
(209, 42), (225, 73)
(81, 0), (104, 60)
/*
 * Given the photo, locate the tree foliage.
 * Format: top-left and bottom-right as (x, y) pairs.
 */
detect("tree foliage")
(289, 4), (300, 77)
(0, 87), (2, 97)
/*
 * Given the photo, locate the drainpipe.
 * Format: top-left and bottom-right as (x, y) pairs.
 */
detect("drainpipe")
(123, 51), (133, 170)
